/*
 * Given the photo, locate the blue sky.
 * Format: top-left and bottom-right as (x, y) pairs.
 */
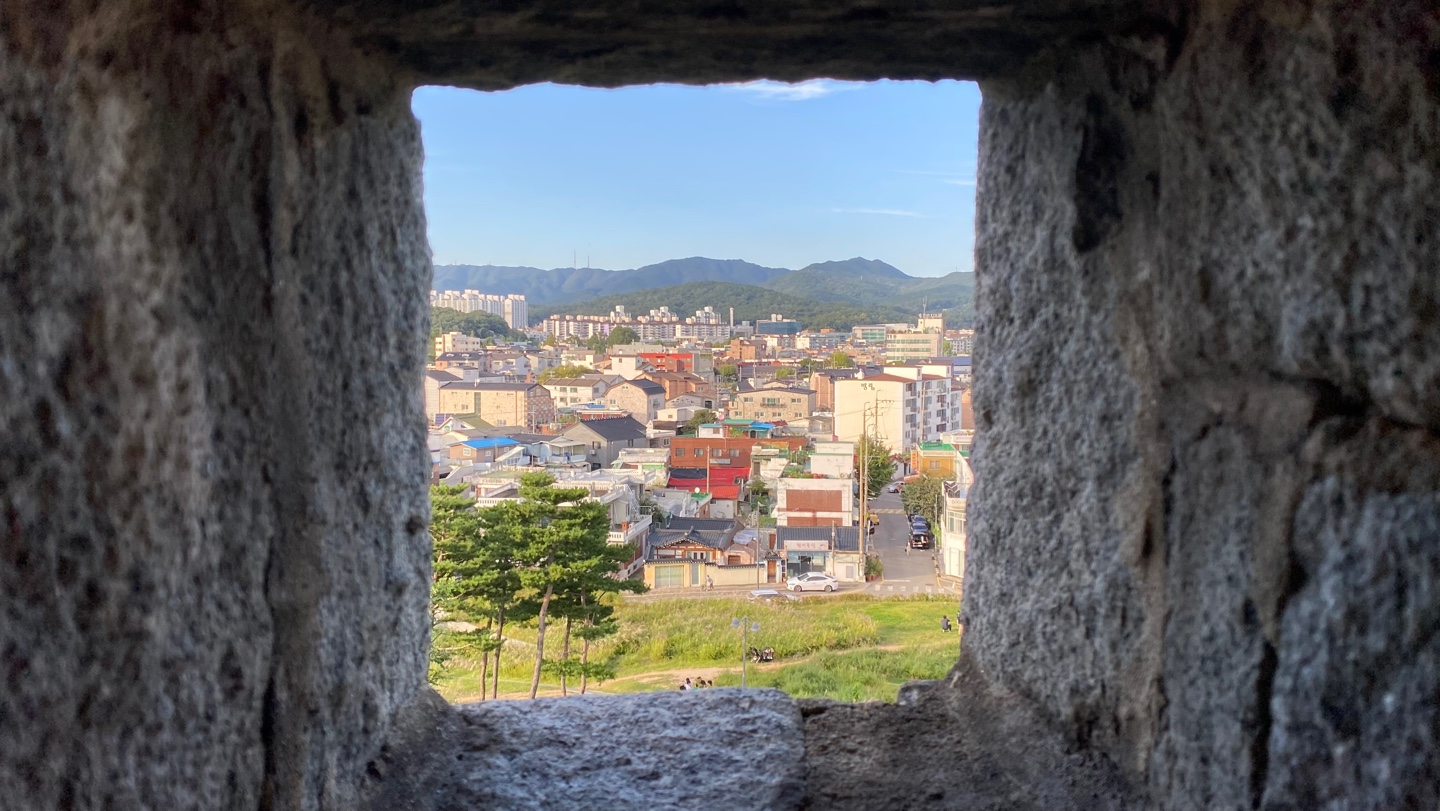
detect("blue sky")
(412, 80), (980, 278)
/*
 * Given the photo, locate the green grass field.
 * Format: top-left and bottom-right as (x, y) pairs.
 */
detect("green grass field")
(432, 593), (962, 703)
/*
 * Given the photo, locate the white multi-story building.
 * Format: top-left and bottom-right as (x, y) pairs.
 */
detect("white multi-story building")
(939, 469), (972, 585)
(430, 290), (528, 330)
(433, 331), (488, 356)
(833, 366), (955, 455)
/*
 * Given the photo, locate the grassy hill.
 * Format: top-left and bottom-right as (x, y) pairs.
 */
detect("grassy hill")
(532, 281), (915, 332)
(432, 594), (957, 703)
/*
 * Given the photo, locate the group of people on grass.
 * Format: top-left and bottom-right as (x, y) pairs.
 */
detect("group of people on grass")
(678, 677), (716, 690)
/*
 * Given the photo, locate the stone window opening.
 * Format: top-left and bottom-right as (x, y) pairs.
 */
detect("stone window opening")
(8, 4), (1435, 811)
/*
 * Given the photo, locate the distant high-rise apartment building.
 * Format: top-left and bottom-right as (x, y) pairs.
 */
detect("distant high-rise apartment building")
(430, 289), (529, 330)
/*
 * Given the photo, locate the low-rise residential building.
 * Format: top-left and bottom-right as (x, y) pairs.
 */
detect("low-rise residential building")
(562, 417), (649, 469)
(423, 369), (461, 421)
(437, 381), (555, 429)
(809, 368), (862, 412)
(606, 378), (666, 422)
(485, 351), (532, 378)
(637, 350), (713, 377)
(808, 441), (855, 478)
(939, 469), (972, 586)
(644, 519), (779, 589)
(641, 370), (715, 403)
(664, 468), (746, 520)
(774, 477), (854, 527)
(910, 441), (967, 479)
(433, 332), (488, 355)
(542, 377), (609, 409)
(432, 351), (488, 374)
(732, 382), (817, 423)
(775, 525), (863, 581)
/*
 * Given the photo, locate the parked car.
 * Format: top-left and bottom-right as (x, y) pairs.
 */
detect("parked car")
(786, 572), (839, 592)
(886, 483), (901, 493)
(909, 532), (932, 550)
(911, 519), (930, 535)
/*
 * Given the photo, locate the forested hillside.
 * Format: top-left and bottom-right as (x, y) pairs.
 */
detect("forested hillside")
(532, 281), (916, 332)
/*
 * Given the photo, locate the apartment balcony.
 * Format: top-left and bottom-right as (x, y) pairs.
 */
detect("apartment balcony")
(607, 513), (652, 546)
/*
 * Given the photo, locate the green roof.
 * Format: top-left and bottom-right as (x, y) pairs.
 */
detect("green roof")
(917, 442), (956, 452)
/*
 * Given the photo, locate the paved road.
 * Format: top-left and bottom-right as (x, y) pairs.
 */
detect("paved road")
(862, 488), (958, 597)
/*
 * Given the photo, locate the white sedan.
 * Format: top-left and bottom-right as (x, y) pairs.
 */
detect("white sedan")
(786, 572), (839, 592)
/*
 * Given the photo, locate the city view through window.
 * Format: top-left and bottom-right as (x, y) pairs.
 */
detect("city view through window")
(420, 80), (982, 702)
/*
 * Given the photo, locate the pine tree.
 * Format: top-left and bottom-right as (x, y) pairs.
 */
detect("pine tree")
(430, 485), (531, 700)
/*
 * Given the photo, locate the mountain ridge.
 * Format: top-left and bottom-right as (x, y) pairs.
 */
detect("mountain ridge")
(432, 256), (976, 326)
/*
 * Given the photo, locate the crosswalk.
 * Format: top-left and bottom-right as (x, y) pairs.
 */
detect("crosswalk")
(869, 508), (906, 515)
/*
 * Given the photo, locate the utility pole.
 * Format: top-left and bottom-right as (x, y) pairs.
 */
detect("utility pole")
(858, 403), (869, 558)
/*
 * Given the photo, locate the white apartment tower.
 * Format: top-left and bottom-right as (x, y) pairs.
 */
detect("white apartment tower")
(429, 289), (528, 330)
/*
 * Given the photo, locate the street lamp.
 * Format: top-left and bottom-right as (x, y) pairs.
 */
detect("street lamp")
(731, 616), (761, 688)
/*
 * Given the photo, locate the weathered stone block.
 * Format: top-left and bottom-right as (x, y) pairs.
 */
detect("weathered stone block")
(445, 690), (806, 811)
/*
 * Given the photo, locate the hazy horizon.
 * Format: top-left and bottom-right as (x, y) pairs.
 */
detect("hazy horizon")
(413, 80), (981, 278)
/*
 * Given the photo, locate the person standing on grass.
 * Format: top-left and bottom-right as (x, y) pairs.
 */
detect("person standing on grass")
(940, 616), (952, 633)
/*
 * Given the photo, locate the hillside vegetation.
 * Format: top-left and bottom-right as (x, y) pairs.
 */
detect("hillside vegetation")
(436, 255), (976, 328)
(432, 257), (790, 304)
(762, 258), (974, 323)
(532, 281), (916, 331)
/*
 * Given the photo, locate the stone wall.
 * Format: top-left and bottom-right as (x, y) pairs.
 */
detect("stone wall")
(2, 0), (1437, 809)
(968, 1), (1440, 807)
(0, 2), (432, 808)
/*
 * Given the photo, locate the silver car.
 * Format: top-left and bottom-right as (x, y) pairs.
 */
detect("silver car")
(786, 572), (839, 592)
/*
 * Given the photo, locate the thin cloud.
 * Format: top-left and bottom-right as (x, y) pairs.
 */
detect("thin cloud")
(723, 79), (863, 102)
(832, 208), (934, 218)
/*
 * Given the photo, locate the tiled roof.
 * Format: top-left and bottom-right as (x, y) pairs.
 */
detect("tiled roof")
(622, 379), (666, 395)
(564, 416), (646, 442)
(774, 525), (862, 552)
(441, 381), (535, 391)
(833, 526), (861, 552)
(651, 518), (738, 550)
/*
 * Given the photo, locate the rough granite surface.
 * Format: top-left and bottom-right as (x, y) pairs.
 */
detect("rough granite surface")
(444, 690), (806, 811)
(1, 2), (432, 809)
(2, 0), (1438, 809)
(969, 1), (1440, 808)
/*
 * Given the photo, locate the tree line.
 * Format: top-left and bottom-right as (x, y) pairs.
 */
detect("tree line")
(430, 472), (646, 699)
